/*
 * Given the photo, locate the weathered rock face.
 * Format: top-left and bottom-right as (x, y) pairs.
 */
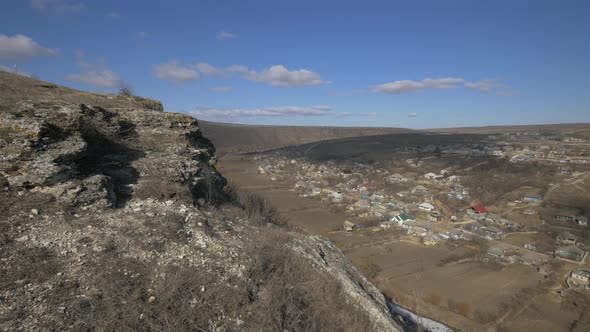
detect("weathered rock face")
(291, 235), (401, 331)
(0, 72), (401, 331)
(0, 100), (225, 206)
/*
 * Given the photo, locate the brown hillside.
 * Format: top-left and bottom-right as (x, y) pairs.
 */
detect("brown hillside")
(199, 120), (416, 153)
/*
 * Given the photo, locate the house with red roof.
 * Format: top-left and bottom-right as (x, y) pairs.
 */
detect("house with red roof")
(471, 205), (488, 214)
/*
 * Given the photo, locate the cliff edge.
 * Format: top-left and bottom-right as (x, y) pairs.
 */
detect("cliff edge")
(0, 71), (402, 331)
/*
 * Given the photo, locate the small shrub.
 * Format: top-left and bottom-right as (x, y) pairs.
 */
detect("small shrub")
(225, 182), (282, 226)
(426, 291), (442, 306)
(456, 301), (472, 316)
(358, 259), (382, 279)
(118, 82), (134, 97)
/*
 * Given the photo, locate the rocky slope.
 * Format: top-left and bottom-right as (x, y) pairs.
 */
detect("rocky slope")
(0, 72), (403, 331)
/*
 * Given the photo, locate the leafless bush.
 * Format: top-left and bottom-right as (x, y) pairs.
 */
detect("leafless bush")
(426, 291), (442, 306)
(357, 259), (382, 279)
(225, 182), (282, 226)
(244, 228), (374, 331)
(118, 82), (134, 96)
(456, 301), (472, 316)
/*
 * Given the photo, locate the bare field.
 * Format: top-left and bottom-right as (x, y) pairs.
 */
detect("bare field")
(499, 294), (579, 331)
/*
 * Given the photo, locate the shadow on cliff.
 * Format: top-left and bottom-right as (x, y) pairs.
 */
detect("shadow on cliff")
(77, 104), (145, 207)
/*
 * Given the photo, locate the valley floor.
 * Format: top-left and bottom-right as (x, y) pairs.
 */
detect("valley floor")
(219, 155), (588, 332)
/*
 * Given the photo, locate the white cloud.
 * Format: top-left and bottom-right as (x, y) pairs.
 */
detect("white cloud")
(192, 105), (333, 119)
(464, 79), (506, 92)
(373, 77), (509, 94)
(208, 86), (233, 92)
(373, 77), (466, 94)
(153, 61), (199, 83)
(152, 61), (327, 88)
(0, 34), (55, 61)
(408, 112), (418, 118)
(31, 0), (85, 12)
(196, 63), (222, 76)
(216, 31), (236, 40)
(229, 64), (329, 87)
(66, 61), (121, 88)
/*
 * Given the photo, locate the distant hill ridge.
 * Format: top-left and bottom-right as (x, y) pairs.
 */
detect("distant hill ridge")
(199, 120), (416, 153)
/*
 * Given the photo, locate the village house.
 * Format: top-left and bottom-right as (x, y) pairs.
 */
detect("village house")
(557, 232), (577, 245)
(554, 146), (570, 156)
(429, 213), (444, 222)
(294, 181), (307, 189)
(424, 172), (437, 180)
(412, 185), (429, 194)
(470, 205), (488, 214)
(390, 213), (415, 227)
(555, 214), (576, 222)
(387, 173), (408, 183)
(577, 216), (589, 227)
(403, 221), (430, 236)
(370, 192), (388, 200)
(341, 169), (353, 178)
(483, 225), (504, 238)
(354, 200), (371, 210)
(520, 195), (542, 202)
(343, 220), (356, 232)
(447, 192), (464, 200)
(524, 243), (537, 250)
(308, 187), (322, 196)
(323, 190), (343, 202)
(418, 202), (435, 211)
(571, 270), (590, 286)
(450, 184), (465, 193)
(446, 175), (461, 182)
(526, 150), (545, 158)
(511, 154), (530, 162)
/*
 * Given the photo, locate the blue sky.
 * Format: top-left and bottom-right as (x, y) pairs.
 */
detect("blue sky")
(1, 0), (589, 128)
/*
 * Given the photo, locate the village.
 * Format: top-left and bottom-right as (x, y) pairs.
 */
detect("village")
(250, 131), (590, 294)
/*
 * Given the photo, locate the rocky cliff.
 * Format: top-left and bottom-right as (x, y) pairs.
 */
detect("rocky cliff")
(0, 71), (402, 331)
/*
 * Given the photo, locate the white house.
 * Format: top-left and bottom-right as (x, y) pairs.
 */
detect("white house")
(424, 172), (437, 180)
(571, 270), (590, 285)
(418, 202), (435, 211)
(446, 175), (461, 182)
(412, 185), (429, 194)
